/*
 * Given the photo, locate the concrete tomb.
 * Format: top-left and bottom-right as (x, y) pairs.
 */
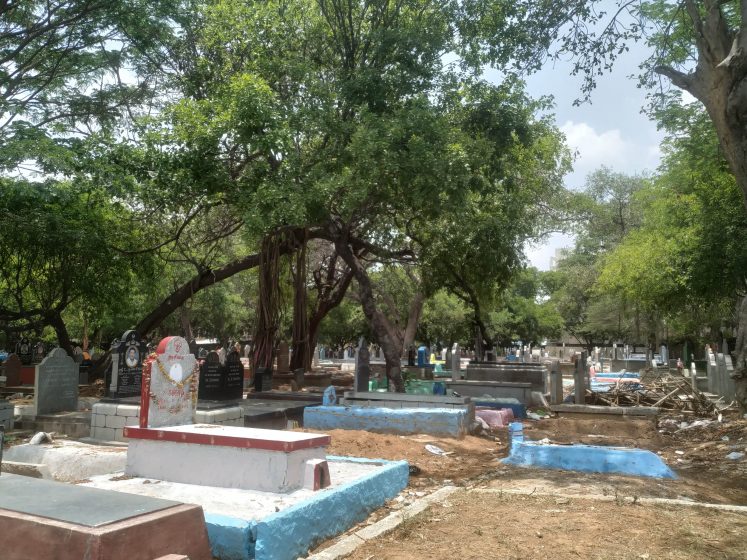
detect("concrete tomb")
(34, 348), (79, 415)
(125, 335), (332, 493)
(0, 474), (212, 560)
(503, 422), (675, 479)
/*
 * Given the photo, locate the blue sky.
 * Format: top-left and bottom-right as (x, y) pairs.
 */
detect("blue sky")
(492, 29), (667, 270)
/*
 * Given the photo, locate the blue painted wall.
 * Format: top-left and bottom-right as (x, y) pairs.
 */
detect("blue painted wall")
(255, 457), (409, 560)
(202, 457), (409, 560)
(502, 422), (676, 479)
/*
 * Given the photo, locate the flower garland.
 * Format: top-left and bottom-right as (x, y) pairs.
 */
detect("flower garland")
(154, 356), (198, 389)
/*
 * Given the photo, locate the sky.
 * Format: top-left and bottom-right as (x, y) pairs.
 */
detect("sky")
(488, 27), (667, 270)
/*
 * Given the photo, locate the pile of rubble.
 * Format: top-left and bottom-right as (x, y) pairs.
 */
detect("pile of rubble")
(585, 373), (717, 415)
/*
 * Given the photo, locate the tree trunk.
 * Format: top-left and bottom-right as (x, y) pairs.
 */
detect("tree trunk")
(334, 235), (405, 392)
(49, 313), (74, 357)
(654, 2), (747, 409)
(732, 295), (747, 412)
(290, 240), (310, 371)
(401, 291), (424, 356)
(179, 305), (193, 341)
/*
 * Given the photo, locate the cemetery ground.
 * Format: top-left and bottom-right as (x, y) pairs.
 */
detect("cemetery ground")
(305, 414), (747, 559)
(2, 389), (746, 559)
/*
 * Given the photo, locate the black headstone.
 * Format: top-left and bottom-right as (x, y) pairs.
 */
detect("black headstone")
(18, 337), (32, 366)
(224, 350), (244, 399)
(106, 330), (147, 398)
(254, 366), (272, 392)
(407, 345), (415, 367)
(198, 351), (223, 400)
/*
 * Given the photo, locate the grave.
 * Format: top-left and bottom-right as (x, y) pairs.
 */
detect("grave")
(18, 336), (32, 365)
(503, 422), (675, 479)
(354, 337), (370, 392)
(198, 350), (244, 402)
(92, 339), (244, 443)
(106, 330), (148, 399)
(304, 391), (475, 437)
(124, 335), (333, 493)
(0, 474), (212, 560)
(34, 348), (79, 415)
(3, 353), (22, 387)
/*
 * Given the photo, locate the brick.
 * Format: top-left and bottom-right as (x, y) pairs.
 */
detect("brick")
(93, 403), (118, 415)
(106, 414), (127, 428)
(94, 427), (116, 441)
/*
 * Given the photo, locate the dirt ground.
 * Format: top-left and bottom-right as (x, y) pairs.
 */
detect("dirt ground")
(346, 491), (747, 560)
(303, 412), (747, 505)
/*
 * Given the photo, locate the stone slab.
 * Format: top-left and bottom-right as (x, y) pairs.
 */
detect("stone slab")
(446, 380), (533, 404)
(304, 405), (471, 437)
(124, 424), (330, 492)
(0, 473), (180, 527)
(124, 424), (330, 452)
(34, 348), (79, 415)
(549, 404), (660, 417)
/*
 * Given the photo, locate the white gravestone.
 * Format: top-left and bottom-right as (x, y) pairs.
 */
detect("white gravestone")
(451, 343), (461, 381)
(140, 336), (198, 428)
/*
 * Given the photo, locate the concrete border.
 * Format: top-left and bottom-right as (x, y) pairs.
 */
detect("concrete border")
(474, 488), (747, 514)
(503, 422), (676, 479)
(308, 485), (459, 560)
(203, 456), (409, 560)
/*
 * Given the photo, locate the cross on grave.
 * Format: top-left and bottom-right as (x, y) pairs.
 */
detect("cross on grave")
(140, 336), (198, 428)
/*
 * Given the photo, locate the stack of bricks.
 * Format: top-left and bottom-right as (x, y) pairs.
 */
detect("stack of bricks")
(90, 402), (139, 442)
(90, 402), (245, 442)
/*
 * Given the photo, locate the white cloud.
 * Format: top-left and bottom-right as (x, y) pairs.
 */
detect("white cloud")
(525, 233), (575, 271)
(559, 121), (662, 189)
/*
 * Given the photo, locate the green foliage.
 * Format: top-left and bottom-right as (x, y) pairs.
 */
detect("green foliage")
(418, 290), (471, 346)
(0, 179), (149, 333)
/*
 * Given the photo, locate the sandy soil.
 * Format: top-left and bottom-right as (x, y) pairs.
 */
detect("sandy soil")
(302, 413), (747, 505)
(346, 491), (747, 560)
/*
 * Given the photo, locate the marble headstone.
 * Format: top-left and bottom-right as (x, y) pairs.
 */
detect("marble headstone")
(197, 351), (222, 400)
(140, 336), (198, 428)
(107, 330), (147, 399)
(34, 348), (79, 415)
(3, 354), (22, 387)
(18, 337), (32, 366)
(224, 350), (244, 400)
